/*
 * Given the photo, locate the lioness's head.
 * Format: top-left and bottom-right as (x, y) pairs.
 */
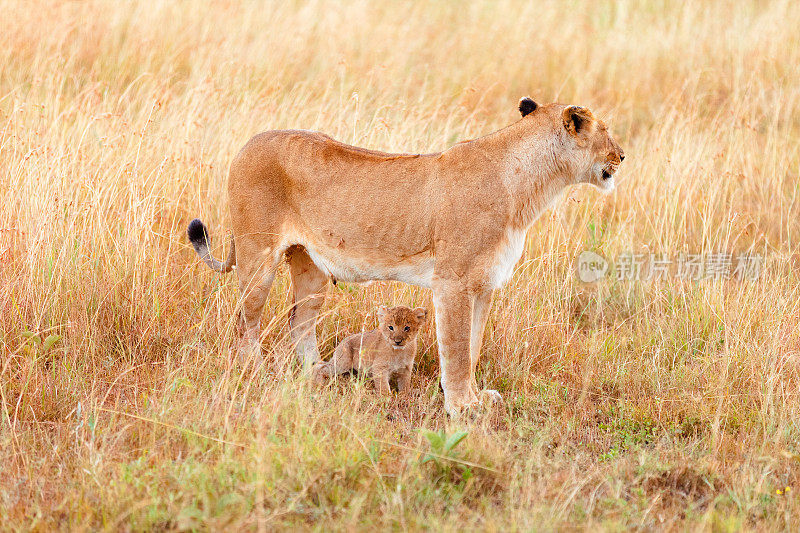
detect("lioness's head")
(518, 97), (625, 192)
(377, 305), (427, 349)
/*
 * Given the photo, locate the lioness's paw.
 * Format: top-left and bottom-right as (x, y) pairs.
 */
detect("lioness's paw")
(443, 391), (481, 419)
(444, 389), (503, 419)
(235, 341), (263, 368)
(479, 389), (503, 405)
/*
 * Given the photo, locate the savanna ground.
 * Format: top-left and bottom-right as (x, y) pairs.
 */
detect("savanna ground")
(2, 0), (800, 530)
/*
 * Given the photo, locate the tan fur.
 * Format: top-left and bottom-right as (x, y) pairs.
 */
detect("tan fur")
(312, 306), (427, 394)
(189, 99), (624, 416)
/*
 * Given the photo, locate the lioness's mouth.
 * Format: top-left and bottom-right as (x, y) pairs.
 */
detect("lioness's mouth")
(602, 169), (612, 180)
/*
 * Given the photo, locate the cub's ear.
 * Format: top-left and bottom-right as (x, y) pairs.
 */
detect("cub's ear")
(562, 105), (594, 136)
(518, 97), (538, 117)
(413, 307), (428, 322)
(377, 306), (388, 320)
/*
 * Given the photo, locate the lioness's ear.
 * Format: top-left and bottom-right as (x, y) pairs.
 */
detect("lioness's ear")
(377, 306), (388, 321)
(413, 307), (427, 322)
(562, 105), (594, 136)
(518, 97), (538, 117)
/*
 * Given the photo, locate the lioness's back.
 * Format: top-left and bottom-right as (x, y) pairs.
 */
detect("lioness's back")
(236, 129), (427, 169)
(228, 129), (439, 237)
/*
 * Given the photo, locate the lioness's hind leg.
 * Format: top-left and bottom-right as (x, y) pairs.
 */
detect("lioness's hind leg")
(234, 239), (281, 366)
(287, 246), (328, 370)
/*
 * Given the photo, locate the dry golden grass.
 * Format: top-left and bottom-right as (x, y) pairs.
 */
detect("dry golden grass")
(2, 0), (800, 530)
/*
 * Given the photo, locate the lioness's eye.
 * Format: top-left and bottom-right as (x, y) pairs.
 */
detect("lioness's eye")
(404, 326), (410, 331)
(388, 326), (394, 330)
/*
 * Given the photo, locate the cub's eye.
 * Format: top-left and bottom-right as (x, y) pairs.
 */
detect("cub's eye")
(404, 326), (410, 331)
(388, 326), (394, 331)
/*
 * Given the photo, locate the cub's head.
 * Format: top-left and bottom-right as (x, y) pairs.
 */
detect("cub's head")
(518, 97), (625, 192)
(377, 305), (427, 349)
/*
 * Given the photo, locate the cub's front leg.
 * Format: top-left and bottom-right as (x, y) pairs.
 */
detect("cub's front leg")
(370, 358), (392, 396)
(395, 365), (412, 394)
(372, 368), (391, 395)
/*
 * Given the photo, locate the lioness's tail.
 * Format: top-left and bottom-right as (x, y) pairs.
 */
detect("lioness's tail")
(187, 218), (236, 273)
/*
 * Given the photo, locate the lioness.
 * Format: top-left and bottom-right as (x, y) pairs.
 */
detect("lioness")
(312, 305), (427, 394)
(188, 97), (624, 416)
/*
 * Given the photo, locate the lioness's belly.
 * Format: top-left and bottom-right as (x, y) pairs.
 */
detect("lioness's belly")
(300, 241), (434, 288)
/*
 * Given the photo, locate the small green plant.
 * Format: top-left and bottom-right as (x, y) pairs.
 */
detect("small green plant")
(21, 329), (61, 363)
(598, 405), (657, 461)
(419, 428), (473, 486)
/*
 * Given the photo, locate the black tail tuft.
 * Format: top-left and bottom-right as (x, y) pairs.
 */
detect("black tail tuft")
(187, 218), (209, 245)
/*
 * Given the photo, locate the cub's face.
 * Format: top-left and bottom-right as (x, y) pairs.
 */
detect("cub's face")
(561, 105), (625, 192)
(377, 306), (427, 349)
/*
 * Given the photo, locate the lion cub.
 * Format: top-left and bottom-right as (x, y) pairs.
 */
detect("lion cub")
(313, 305), (427, 394)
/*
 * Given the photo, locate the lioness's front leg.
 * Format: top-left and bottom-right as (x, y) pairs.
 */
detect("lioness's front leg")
(433, 279), (479, 416)
(470, 289), (501, 404)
